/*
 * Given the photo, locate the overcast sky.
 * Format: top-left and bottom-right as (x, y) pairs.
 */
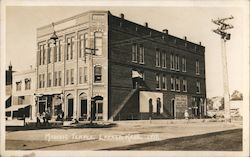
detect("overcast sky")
(5, 2), (248, 98)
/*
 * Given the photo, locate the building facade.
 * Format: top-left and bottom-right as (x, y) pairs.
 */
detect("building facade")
(35, 10), (206, 121)
(6, 69), (36, 120)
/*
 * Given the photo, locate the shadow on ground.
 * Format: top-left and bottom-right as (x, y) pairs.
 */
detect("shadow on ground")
(102, 128), (242, 151)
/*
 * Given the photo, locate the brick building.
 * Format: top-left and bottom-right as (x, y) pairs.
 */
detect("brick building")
(35, 10), (206, 121)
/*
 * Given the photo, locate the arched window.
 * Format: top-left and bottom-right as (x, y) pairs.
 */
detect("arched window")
(94, 65), (102, 83)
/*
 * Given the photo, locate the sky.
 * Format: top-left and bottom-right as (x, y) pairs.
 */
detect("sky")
(5, 3), (248, 98)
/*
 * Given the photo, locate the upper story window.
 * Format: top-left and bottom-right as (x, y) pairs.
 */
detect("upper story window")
(24, 78), (31, 90)
(183, 79), (187, 92)
(156, 74), (160, 89)
(132, 44), (138, 62)
(196, 60), (200, 75)
(94, 32), (102, 56)
(70, 69), (74, 85)
(16, 81), (21, 91)
(196, 81), (201, 93)
(58, 71), (62, 86)
(162, 51), (167, 68)
(162, 74), (167, 90)
(57, 39), (62, 62)
(47, 43), (52, 64)
(171, 77), (175, 91)
(156, 49), (160, 67)
(139, 45), (144, 64)
(182, 57), (187, 72)
(94, 65), (102, 83)
(66, 70), (69, 85)
(38, 74), (45, 88)
(176, 78), (180, 92)
(54, 71), (58, 86)
(39, 44), (46, 65)
(175, 55), (180, 71)
(170, 53), (174, 70)
(84, 67), (88, 83)
(66, 36), (75, 60)
(79, 67), (83, 84)
(47, 72), (52, 87)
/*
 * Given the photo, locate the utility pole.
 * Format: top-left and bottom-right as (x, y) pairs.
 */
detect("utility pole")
(212, 16), (234, 122)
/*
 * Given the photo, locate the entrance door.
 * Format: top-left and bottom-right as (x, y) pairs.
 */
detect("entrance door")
(81, 99), (87, 118)
(39, 102), (46, 114)
(96, 101), (103, 120)
(172, 99), (175, 119)
(67, 98), (74, 118)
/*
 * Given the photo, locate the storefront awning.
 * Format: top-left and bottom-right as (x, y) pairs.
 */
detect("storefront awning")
(5, 104), (30, 112)
(6, 95), (11, 101)
(132, 70), (143, 78)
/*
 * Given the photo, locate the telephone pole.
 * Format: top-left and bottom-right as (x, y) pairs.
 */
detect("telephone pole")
(212, 16), (234, 122)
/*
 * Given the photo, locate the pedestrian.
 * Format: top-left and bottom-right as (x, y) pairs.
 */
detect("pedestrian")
(36, 113), (41, 127)
(184, 110), (189, 120)
(149, 98), (153, 120)
(42, 111), (46, 126)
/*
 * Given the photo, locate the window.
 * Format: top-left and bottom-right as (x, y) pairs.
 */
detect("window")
(47, 43), (52, 64)
(175, 55), (180, 71)
(54, 44), (57, 62)
(176, 78), (180, 91)
(196, 81), (201, 93)
(42, 74), (45, 88)
(25, 78), (31, 90)
(139, 45), (144, 64)
(170, 53), (174, 70)
(84, 67), (88, 83)
(79, 34), (84, 58)
(79, 67), (83, 84)
(48, 73), (52, 87)
(54, 72), (57, 86)
(171, 77), (175, 91)
(94, 65), (102, 82)
(182, 57), (187, 72)
(39, 45), (43, 65)
(16, 81), (21, 91)
(162, 51), (167, 68)
(18, 96), (25, 105)
(58, 40), (62, 62)
(162, 75), (167, 90)
(58, 71), (62, 86)
(183, 79), (187, 92)
(70, 69), (74, 84)
(156, 74), (160, 89)
(66, 70), (69, 85)
(196, 60), (200, 75)
(66, 36), (74, 60)
(94, 32), (102, 55)
(132, 44), (137, 62)
(156, 49), (160, 67)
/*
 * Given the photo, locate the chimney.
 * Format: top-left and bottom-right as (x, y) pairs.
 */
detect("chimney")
(162, 29), (168, 34)
(8, 61), (12, 72)
(120, 13), (124, 19)
(145, 22), (148, 28)
(199, 42), (202, 45)
(184, 36), (187, 40)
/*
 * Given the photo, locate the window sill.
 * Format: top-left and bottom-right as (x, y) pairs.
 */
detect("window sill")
(132, 61), (138, 63)
(139, 62), (145, 65)
(93, 82), (105, 86)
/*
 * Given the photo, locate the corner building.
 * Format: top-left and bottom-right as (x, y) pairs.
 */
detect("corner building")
(36, 11), (206, 121)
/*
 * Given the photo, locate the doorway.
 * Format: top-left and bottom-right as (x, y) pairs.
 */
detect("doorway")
(172, 99), (175, 119)
(67, 98), (74, 119)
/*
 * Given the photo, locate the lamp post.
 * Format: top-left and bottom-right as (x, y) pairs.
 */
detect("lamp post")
(212, 16), (233, 122)
(84, 32), (98, 124)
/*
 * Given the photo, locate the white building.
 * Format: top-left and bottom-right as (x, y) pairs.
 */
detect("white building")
(6, 68), (36, 120)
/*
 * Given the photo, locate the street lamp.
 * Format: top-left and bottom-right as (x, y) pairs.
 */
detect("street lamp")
(84, 32), (98, 124)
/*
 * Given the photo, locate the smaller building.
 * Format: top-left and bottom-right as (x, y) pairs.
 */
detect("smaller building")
(5, 63), (14, 108)
(6, 68), (36, 120)
(230, 100), (243, 117)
